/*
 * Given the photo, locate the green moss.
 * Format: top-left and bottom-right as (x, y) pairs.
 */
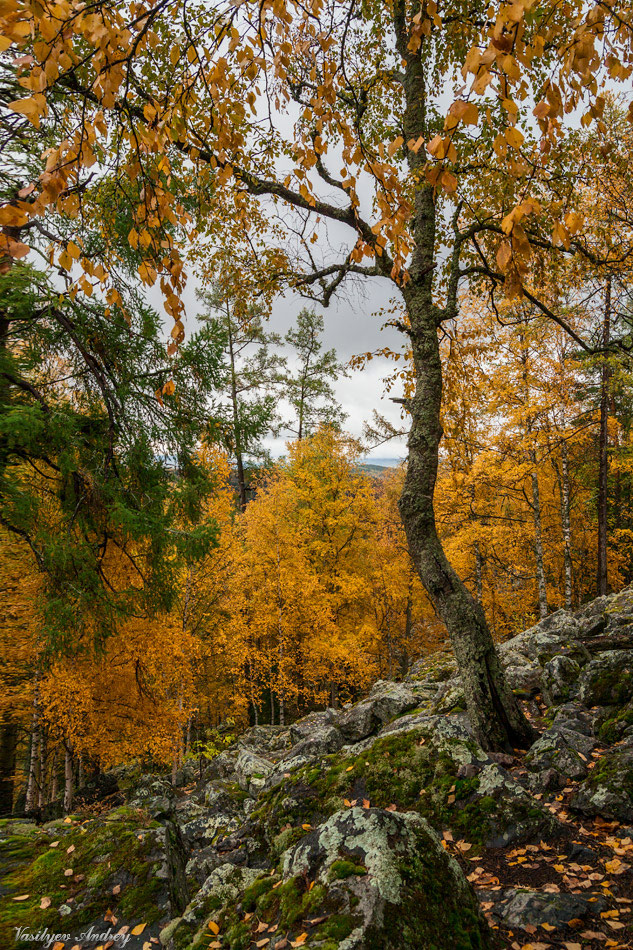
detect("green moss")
(328, 859), (367, 881)
(586, 669), (633, 706)
(241, 874), (275, 911)
(317, 913), (356, 941)
(0, 811), (167, 949)
(250, 729), (516, 860)
(587, 749), (633, 800)
(598, 704), (633, 744)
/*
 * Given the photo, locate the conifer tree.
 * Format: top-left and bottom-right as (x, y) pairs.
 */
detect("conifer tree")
(197, 284), (284, 509)
(282, 309), (346, 440)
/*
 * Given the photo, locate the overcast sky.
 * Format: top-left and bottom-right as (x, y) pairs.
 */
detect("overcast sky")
(177, 269), (410, 461)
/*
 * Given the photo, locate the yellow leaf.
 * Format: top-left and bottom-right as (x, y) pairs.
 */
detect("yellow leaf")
(505, 127), (524, 149)
(496, 241), (512, 272)
(388, 135), (404, 157)
(427, 135), (445, 159)
(441, 170), (458, 194)
(564, 211), (584, 235)
(0, 206), (28, 227)
(208, 921), (220, 935)
(8, 96), (45, 128)
(131, 923), (147, 936)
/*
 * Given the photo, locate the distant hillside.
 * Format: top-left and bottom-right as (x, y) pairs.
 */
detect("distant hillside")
(357, 457), (404, 473)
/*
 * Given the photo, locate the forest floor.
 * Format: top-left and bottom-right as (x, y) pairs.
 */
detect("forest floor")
(449, 702), (633, 949)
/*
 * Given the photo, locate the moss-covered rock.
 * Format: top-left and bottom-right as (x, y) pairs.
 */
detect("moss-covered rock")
(576, 651), (633, 707)
(570, 738), (633, 822)
(250, 720), (558, 856)
(161, 863), (260, 950)
(193, 807), (491, 950)
(0, 808), (171, 949)
(274, 806), (491, 949)
(597, 702), (633, 744)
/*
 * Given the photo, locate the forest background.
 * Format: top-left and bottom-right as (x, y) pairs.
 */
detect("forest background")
(2, 0), (633, 816)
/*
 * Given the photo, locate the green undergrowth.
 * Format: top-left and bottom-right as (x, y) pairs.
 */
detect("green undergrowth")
(0, 806), (167, 949)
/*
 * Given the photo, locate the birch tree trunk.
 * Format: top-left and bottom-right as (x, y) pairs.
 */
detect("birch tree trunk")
(38, 731), (47, 809)
(63, 744), (73, 815)
(561, 439), (573, 610)
(50, 747), (59, 803)
(530, 453), (549, 620)
(25, 667), (40, 814)
(597, 276), (612, 596)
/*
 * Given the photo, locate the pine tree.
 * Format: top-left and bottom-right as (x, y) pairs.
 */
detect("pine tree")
(197, 285), (284, 509)
(282, 310), (346, 440)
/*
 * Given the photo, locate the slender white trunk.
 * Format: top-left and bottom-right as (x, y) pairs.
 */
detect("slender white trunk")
(37, 731), (47, 809)
(50, 747), (59, 803)
(561, 440), (573, 610)
(530, 452), (548, 620)
(25, 669), (40, 813)
(63, 744), (73, 815)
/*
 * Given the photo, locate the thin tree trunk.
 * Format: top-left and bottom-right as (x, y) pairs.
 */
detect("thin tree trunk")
(276, 540), (285, 727)
(474, 543), (483, 604)
(561, 439), (573, 610)
(330, 681), (339, 709)
(227, 305), (247, 510)
(38, 730), (47, 809)
(247, 658), (259, 725)
(50, 747), (59, 803)
(529, 453), (548, 620)
(597, 276), (612, 596)
(63, 744), (73, 815)
(25, 668), (40, 814)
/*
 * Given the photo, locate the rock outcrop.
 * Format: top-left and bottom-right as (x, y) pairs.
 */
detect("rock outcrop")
(3, 587), (633, 948)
